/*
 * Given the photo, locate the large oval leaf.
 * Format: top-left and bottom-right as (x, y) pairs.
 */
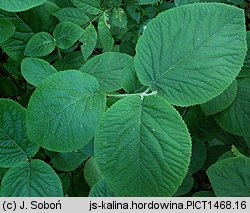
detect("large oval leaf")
(1, 160), (63, 196)
(134, 3), (246, 106)
(0, 0), (47, 12)
(26, 71), (106, 152)
(95, 95), (191, 196)
(214, 78), (250, 137)
(0, 99), (39, 168)
(79, 52), (131, 92)
(207, 157), (250, 196)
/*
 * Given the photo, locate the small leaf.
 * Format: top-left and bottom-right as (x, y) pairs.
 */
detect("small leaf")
(0, 77), (18, 98)
(1, 160), (63, 197)
(53, 22), (84, 49)
(21, 58), (57, 87)
(192, 191), (215, 197)
(0, 99), (39, 168)
(139, 0), (161, 5)
(184, 106), (222, 140)
(53, 7), (90, 26)
(72, 0), (101, 15)
(0, 11), (34, 61)
(174, 172), (194, 196)
(79, 52), (131, 92)
(0, 0), (47, 12)
(26, 71), (106, 152)
(189, 138), (206, 174)
(80, 24), (97, 61)
(0, 18), (15, 44)
(84, 157), (102, 187)
(89, 179), (115, 197)
(25, 32), (56, 57)
(207, 157), (250, 196)
(98, 14), (114, 52)
(104, 0), (122, 7)
(111, 8), (128, 29)
(53, 51), (85, 70)
(122, 58), (145, 93)
(239, 31), (250, 78)
(214, 79), (250, 137)
(51, 148), (89, 172)
(95, 95), (191, 196)
(134, 3), (246, 106)
(126, 3), (141, 23)
(18, 1), (59, 33)
(201, 80), (237, 116)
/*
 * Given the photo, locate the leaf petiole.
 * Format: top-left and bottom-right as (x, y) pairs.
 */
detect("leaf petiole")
(106, 88), (157, 99)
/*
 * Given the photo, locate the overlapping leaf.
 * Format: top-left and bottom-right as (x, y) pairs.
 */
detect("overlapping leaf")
(214, 79), (250, 137)
(134, 3), (246, 106)
(0, 0), (47, 12)
(95, 95), (191, 196)
(1, 160), (63, 196)
(0, 100), (39, 168)
(79, 52), (131, 92)
(26, 71), (106, 152)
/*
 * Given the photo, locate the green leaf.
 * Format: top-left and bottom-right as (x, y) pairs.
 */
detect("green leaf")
(0, 10), (34, 61)
(98, 13), (114, 52)
(0, 0), (47, 12)
(214, 79), (250, 137)
(53, 22), (84, 49)
(139, 0), (161, 5)
(26, 71), (106, 152)
(0, 77), (18, 98)
(111, 8), (128, 29)
(51, 148), (89, 172)
(25, 32), (56, 57)
(189, 138), (206, 174)
(58, 173), (71, 194)
(67, 169), (90, 196)
(80, 24), (97, 61)
(53, 51), (85, 70)
(1, 160), (63, 197)
(126, 3), (141, 23)
(79, 52), (131, 92)
(239, 31), (250, 78)
(84, 157), (102, 188)
(203, 145), (230, 170)
(21, 58), (57, 87)
(0, 99), (39, 168)
(134, 3), (246, 106)
(192, 191), (215, 197)
(184, 106), (222, 140)
(174, 172), (194, 196)
(53, 7), (90, 27)
(18, 1), (59, 34)
(207, 157), (250, 196)
(72, 0), (101, 15)
(0, 18), (15, 44)
(122, 58), (145, 93)
(201, 80), (237, 116)
(104, 0), (122, 7)
(89, 179), (115, 197)
(95, 95), (191, 196)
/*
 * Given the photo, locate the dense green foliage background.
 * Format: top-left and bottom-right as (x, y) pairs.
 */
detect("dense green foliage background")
(0, 0), (250, 197)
